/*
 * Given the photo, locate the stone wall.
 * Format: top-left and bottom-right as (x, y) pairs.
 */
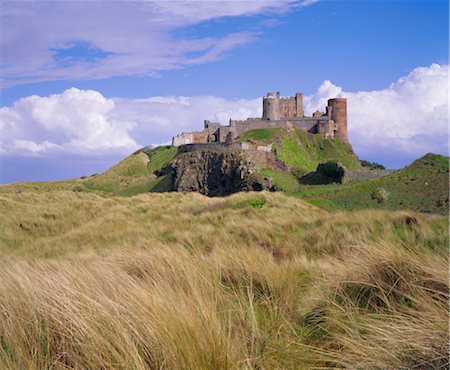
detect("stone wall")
(178, 143), (228, 153)
(343, 169), (393, 183)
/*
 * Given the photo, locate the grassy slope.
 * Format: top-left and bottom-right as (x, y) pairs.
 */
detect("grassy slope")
(0, 190), (447, 368)
(297, 153), (449, 214)
(236, 128), (360, 174)
(1, 135), (446, 216)
(274, 130), (360, 172)
(236, 128), (359, 193)
(0, 146), (177, 196)
(235, 128), (284, 144)
(236, 130), (448, 215)
(83, 146), (177, 195)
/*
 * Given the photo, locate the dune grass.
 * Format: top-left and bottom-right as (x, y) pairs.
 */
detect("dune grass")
(0, 190), (447, 368)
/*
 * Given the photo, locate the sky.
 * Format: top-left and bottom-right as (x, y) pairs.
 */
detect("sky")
(0, 0), (448, 183)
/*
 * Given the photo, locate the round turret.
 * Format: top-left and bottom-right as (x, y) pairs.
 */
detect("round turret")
(262, 92), (279, 120)
(327, 98), (348, 142)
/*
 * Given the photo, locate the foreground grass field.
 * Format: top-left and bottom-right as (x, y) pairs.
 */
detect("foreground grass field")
(0, 191), (448, 368)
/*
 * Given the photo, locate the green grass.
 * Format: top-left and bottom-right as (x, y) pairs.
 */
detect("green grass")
(146, 146), (178, 174)
(260, 169), (301, 193)
(0, 146), (179, 197)
(296, 153), (449, 214)
(82, 151), (153, 195)
(235, 128), (284, 144)
(273, 130), (360, 174)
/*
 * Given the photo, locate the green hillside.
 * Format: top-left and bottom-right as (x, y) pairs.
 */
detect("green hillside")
(297, 154), (449, 214)
(1, 132), (446, 216)
(82, 146), (177, 195)
(0, 146), (177, 196)
(237, 128), (360, 174)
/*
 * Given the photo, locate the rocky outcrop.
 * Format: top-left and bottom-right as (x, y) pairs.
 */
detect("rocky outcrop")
(169, 150), (273, 196)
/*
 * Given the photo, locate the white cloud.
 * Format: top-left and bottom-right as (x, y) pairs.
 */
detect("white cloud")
(0, 88), (139, 156)
(0, 0), (307, 87)
(1, 64), (447, 168)
(110, 95), (261, 143)
(304, 63), (449, 162)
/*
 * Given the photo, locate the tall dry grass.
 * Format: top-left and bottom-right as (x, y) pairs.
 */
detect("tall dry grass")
(0, 191), (448, 368)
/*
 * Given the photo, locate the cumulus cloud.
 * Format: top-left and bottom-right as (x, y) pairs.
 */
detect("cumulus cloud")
(304, 63), (449, 163)
(0, 64), (447, 169)
(110, 95), (261, 144)
(0, 0), (311, 87)
(0, 88), (139, 156)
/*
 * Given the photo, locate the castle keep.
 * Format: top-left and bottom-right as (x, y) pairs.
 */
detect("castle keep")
(172, 92), (348, 146)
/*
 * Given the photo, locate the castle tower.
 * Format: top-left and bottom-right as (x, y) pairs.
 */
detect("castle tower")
(295, 92), (304, 117)
(262, 92), (279, 120)
(327, 98), (348, 142)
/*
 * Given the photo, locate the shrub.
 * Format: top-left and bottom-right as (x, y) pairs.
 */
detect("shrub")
(317, 162), (345, 183)
(371, 188), (389, 203)
(245, 197), (266, 209)
(361, 160), (386, 170)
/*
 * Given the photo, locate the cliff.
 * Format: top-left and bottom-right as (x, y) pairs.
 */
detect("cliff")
(169, 150), (273, 196)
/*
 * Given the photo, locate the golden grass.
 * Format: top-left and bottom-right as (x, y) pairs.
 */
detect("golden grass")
(0, 191), (448, 368)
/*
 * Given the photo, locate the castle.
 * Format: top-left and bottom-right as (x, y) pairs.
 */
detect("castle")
(172, 92), (348, 146)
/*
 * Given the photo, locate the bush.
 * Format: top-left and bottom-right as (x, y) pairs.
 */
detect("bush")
(361, 160), (386, 170)
(245, 197), (266, 209)
(371, 188), (389, 203)
(317, 162), (345, 182)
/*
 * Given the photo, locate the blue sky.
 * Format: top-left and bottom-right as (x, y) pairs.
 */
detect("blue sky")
(0, 0), (448, 183)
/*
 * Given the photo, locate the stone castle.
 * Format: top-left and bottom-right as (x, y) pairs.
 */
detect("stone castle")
(172, 91), (348, 146)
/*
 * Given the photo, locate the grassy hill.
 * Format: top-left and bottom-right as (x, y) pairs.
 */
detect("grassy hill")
(0, 190), (447, 368)
(0, 146), (177, 196)
(1, 133), (446, 216)
(297, 153), (449, 214)
(83, 146), (177, 195)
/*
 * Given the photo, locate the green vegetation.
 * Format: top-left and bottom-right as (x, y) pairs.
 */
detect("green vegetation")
(273, 130), (359, 173)
(82, 151), (152, 194)
(245, 197), (266, 209)
(1, 133), (446, 217)
(0, 191), (447, 368)
(0, 146), (178, 197)
(146, 145), (178, 174)
(81, 146), (177, 195)
(260, 169), (301, 193)
(298, 154), (449, 214)
(235, 128), (284, 143)
(360, 159), (386, 170)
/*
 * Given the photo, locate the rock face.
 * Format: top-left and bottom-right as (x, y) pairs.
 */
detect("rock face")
(169, 150), (273, 196)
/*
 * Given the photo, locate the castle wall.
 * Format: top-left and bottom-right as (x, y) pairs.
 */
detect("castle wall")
(172, 132), (193, 146)
(193, 132), (208, 143)
(232, 117), (322, 137)
(172, 131), (208, 146)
